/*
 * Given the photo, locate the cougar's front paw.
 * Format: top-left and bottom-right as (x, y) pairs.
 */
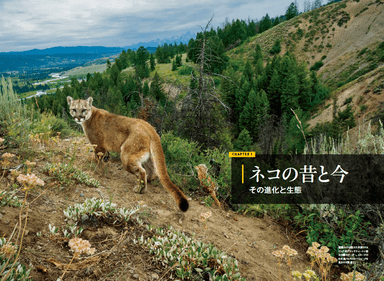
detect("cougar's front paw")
(133, 180), (146, 194)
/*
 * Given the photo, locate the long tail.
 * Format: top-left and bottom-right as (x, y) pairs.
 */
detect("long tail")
(150, 139), (189, 212)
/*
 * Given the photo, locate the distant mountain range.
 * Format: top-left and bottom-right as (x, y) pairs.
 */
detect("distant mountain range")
(3, 46), (126, 56)
(124, 30), (196, 50)
(1, 30), (196, 56)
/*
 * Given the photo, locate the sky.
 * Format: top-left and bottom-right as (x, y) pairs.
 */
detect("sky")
(0, 0), (303, 52)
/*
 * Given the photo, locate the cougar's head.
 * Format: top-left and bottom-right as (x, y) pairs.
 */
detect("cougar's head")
(67, 96), (93, 124)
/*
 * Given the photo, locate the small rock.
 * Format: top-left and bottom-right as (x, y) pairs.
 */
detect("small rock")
(132, 274), (139, 279)
(2, 219), (10, 225)
(0, 214), (3, 220)
(151, 273), (159, 280)
(81, 215), (89, 221)
(1, 210), (6, 214)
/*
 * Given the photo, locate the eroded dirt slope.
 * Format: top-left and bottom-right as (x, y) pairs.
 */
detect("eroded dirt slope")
(0, 136), (316, 280)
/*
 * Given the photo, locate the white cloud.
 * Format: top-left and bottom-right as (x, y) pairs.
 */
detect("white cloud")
(0, 0), (297, 52)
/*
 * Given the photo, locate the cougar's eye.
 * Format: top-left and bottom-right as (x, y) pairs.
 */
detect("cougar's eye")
(82, 109), (87, 113)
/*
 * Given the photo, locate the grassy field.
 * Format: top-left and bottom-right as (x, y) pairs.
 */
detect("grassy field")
(63, 63), (107, 77)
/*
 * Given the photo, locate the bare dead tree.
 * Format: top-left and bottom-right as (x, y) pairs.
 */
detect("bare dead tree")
(178, 17), (231, 148)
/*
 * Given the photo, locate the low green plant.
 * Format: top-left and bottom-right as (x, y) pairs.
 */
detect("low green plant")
(0, 238), (32, 280)
(360, 104), (368, 112)
(43, 162), (100, 187)
(0, 190), (22, 208)
(294, 205), (370, 257)
(241, 204), (295, 220)
(203, 195), (214, 207)
(58, 198), (147, 238)
(64, 198), (145, 223)
(177, 65), (195, 76)
(136, 225), (245, 280)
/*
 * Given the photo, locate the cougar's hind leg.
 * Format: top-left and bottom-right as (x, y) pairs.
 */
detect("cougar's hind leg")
(120, 137), (150, 194)
(102, 151), (110, 162)
(143, 156), (158, 182)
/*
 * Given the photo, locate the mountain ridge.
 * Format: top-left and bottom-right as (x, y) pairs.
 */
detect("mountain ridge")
(0, 31), (196, 56)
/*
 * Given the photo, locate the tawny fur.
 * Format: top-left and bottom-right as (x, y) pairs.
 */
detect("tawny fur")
(194, 164), (221, 208)
(67, 96), (189, 212)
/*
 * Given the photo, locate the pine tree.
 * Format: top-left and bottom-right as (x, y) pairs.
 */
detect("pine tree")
(176, 54), (182, 67)
(243, 61), (254, 83)
(172, 60), (177, 71)
(110, 64), (120, 86)
(143, 81), (150, 98)
(135, 46), (150, 78)
(187, 38), (197, 62)
(285, 2), (299, 20)
(239, 89), (269, 140)
(313, 0), (322, 9)
(247, 19), (257, 37)
(150, 53), (156, 71)
(268, 69), (282, 117)
(281, 73), (300, 117)
(273, 16), (281, 26)
(220, 66), (238, 122)
(234, 129), (253, 150)
(150, 72), (166, 105)
(259, 14), (272, 33)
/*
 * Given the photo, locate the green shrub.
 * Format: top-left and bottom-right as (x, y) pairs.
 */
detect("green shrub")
(310, 61), (324, 71)
(269, 39), (281, 55)
(296, 28), (304, 40)
(161, 132), (231, 199)
(294, 206), (370, 257)
(358, 48), (368, 57)
(360, 104), (368, 112)
(343, 97), (352, 105)
(43, 163), (100, 187)
(0, 76), (31, 148)
(177, 65), (194, 76)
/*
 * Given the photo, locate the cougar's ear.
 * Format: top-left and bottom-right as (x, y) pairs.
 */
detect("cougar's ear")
(87, 97), (93, 107)
(67, 96), (74, 105)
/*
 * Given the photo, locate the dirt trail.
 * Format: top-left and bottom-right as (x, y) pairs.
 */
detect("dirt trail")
(0, 136), (313, 280)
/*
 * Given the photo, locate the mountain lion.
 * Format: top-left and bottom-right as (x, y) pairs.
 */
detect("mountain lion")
(67, 96), (189, 212)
